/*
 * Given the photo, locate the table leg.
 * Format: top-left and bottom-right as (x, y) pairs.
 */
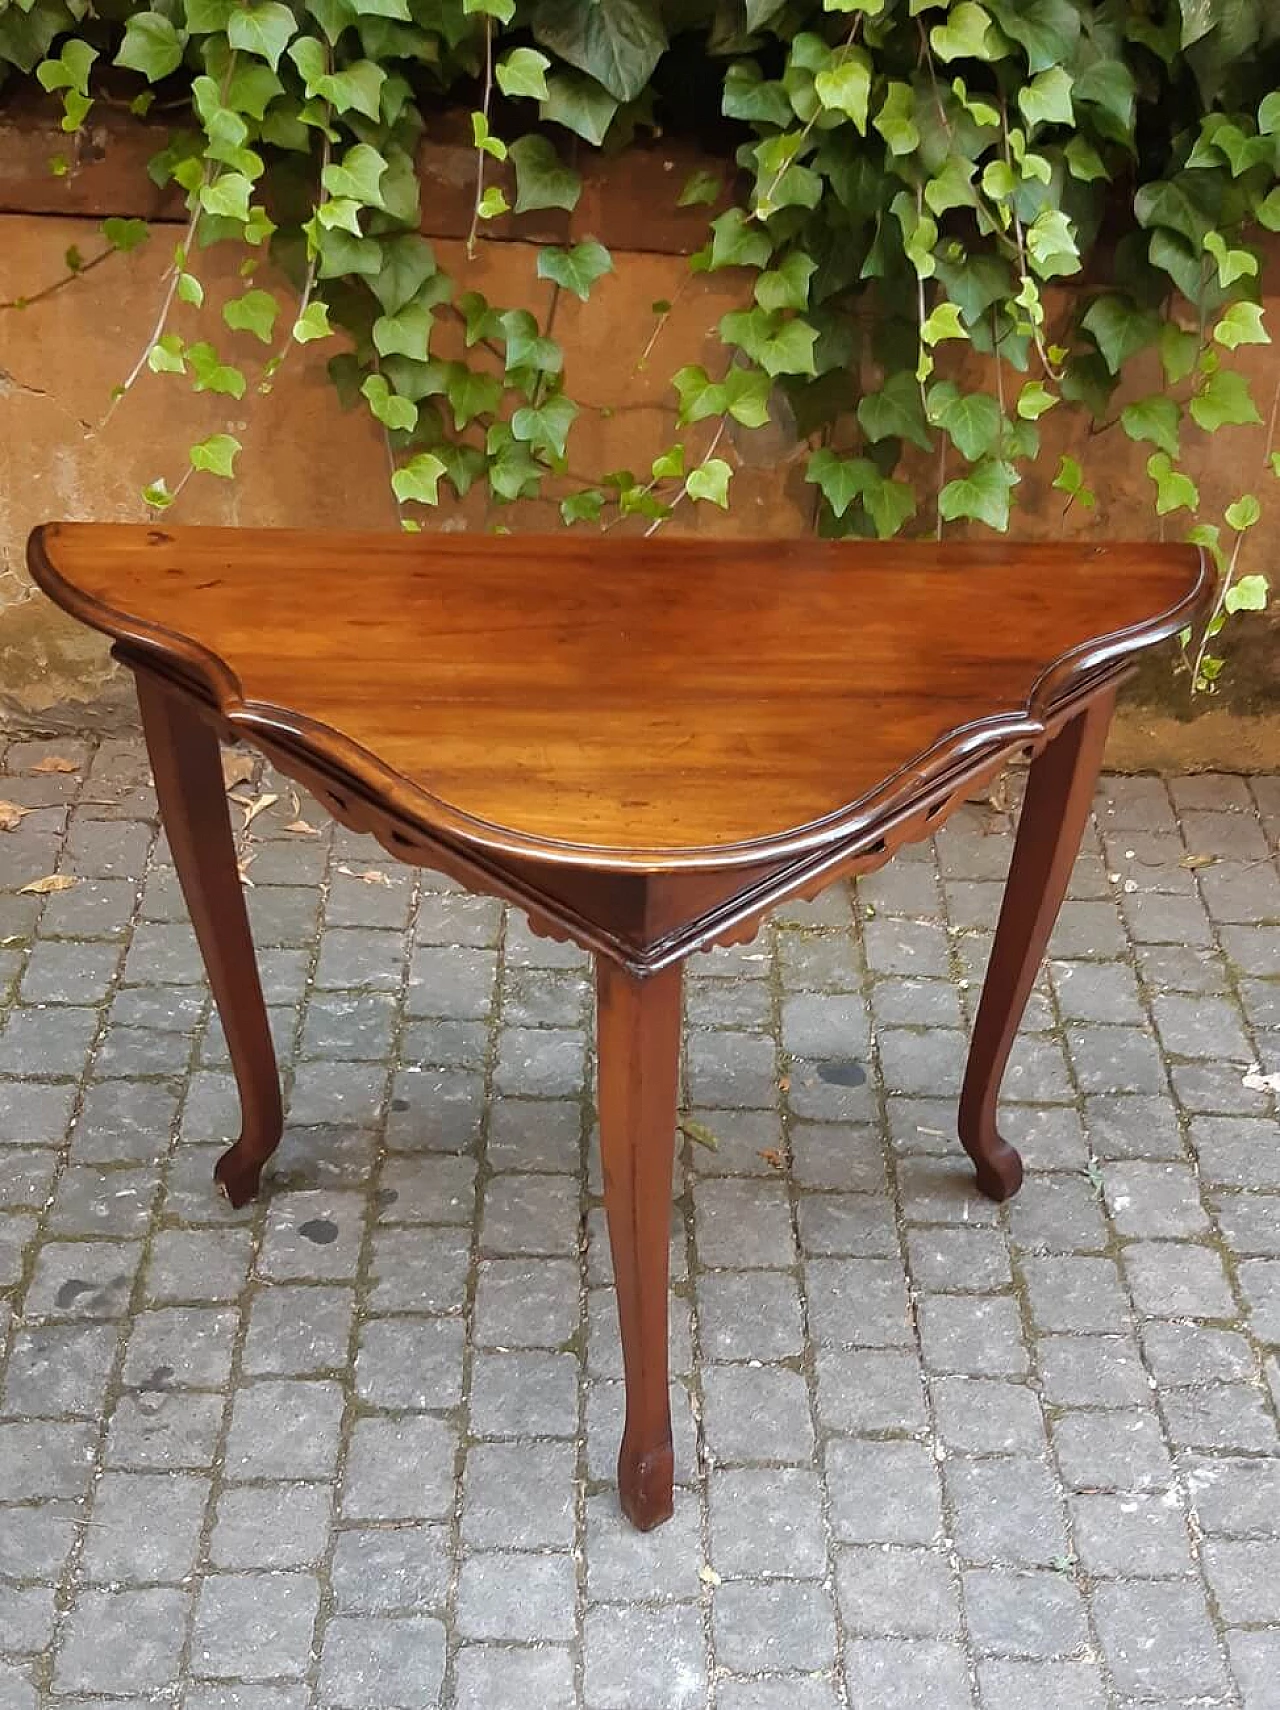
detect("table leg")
(596, 956), (682, 1531)
(135, 670), (283, 1207)
(959, 690), (1116, 1201)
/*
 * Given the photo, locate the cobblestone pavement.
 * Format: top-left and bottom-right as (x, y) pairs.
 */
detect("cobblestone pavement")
(0, 732), (1278, 1710)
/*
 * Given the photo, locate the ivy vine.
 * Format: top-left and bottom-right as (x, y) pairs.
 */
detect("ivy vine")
(3, 0), (1278, 685)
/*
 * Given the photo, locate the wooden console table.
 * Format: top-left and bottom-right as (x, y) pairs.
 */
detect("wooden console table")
(28, 524), (1208, 1531)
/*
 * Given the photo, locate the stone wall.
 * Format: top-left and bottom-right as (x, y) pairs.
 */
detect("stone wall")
(1, 108), (1276, 766)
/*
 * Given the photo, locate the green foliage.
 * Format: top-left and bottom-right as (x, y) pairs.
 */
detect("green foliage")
(6, 0), (1278, 679)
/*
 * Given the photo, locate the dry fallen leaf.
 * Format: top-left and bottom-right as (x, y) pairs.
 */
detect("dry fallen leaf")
(18, 873), (79, 895)
(678, 1117), (720, 1153)
(0, 800), (30, 831)
(698, 1565), (722, 1587)
(30, 755), (79, 775)
(777, 1074), (791, 1094)
(759, 1147), (786, 1171)
(221, 752), (256, 788)
(1179, 853), (1218, 870)
(284, 819), (320, 837)
(230, 791), (279, 829)
(1243, 1065), (1280, 1094)
(336, 864), (393, 886)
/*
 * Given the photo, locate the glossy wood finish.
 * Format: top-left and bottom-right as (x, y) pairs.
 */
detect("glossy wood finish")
(959, 689), (1116, 1201)
(28, 521), (1211, 1529)
(136, 670), (283, 1207)
(596, 960), (683, 1529)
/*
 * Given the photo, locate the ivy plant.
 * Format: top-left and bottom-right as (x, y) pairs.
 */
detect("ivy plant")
(2, 0), (1278, 686)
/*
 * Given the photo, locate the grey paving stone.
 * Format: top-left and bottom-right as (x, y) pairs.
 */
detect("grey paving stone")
(103, 1391), (224, 1471)
(329, 1525), (450, 1614)
(0, 1005), (100, 1076)
(493, 1028), (587, 1099)
(53, 1587), (190, 1694)
(1090, 1578), (1228, 1698)
(0, 1659), (35, 1710)
(698, 1269), (805, 1362)
(805, 1257), (913, 1348)
(210, 1483), (333, 1569)
(1161, 1382), (1277, 1450)
(710, 1465), (827, 1578)
(930, 1377), (1047, 1455)
(1051, 959), (1144, 1024)
(1084, 1093), (1187, 1161)
(836, 1544), (960, 1637)
(473, 1256), (580, 1348)
(584, 1488), (704, 1602)
(826, 1438), (942, 1545)
(0, 1502), (79, 1580)
(797, 1191), (898, 1258)
(790, 1122), (887, 1193)
(81, 1471), (208, 1583)
(480, 1170), (580, 1256)
(341, 1416), (457, 1521)
(584, 1603), (706, 1709)
(486, 1098), (582, 1174)
(686, 1027), (780, 1109)
(1103, 1160), (1210, 1238)
(223, 1379), (345, 1481)
(1069, 1491), (1195, 1577)
(455, 1550), (576, 1641)
(1022, 1255), (1131, 1333)
(1, 1323), (118, 1417)
(317, 1614), (446, 1709)
(977, 1659), (1107, 1710)
(366, 1225), (470, 1314)
(453, 1644), (575, 1710)
(1124, 1240), (1238, 1321)
(353, 1315), (465, 1412)
(405, 945), (497, 1018)
(460, 1442), (577, 1548)
(20, 940), (122, 1005)
(714, 1578), (838, 1672)
(715, 1678), (843, 1710)
(906, 1226), (1012, 1292)
(945, 1457), (1069, 1567)
(1007, 1173), (1108, 1253)
(814, 1346), (928, 1435)
(1191, 1114), (1280, 1187)
(257, 1189), (366, 1282)
(845, 1636), (975, 1709)
(1227, 1629), (1280, 1710)
(696, 1175), (795, 1268)
(70, 1079), (179, 1163)
(241, 1285), (354, 1376)
(701, 1363), (816, 1466)
(469, 1350), (578, 1438)
(385, 1067), (485, 1152)
(0, 1583), (55, 1651)
(918, 1294), (1030, 1377)
(963, 1566), (1089, 1658)
(23, 1237), (141, 1320)
(1036, 1335), (1152, 1409)
(1050, 1409), (1174, 1493)
(782, 991), (871, 1061)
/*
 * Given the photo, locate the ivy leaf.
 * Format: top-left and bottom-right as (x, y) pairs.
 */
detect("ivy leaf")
(939, 458), (1019, 531)
(116, 12), (185, 82)
(186, 343), (246, 398)
(1018, 66), (1073, 129)
(1190, 369), (1263, 432)
(864, 474), (917, 539)
(988, 0), (1078, 73)
(177, 272), (204, 307)
(719, 308), (817, 377)
(444, 365), (503, 429)
(477, 186), (510, 220)
(1160, 322), (1199, 384)
(721, 368), (772, 428)
(1081, 294), (1160, 373)
(532, 0), (668, 103)
(200, 171), (253, 224)
(1225, 494), (1261, 532)
(561, 489), (604, 524)
(536, 241), (613, 300)
(1224, 573), (1268, 612)
(373, 301), (434, 360)
(1017, 381), (1057, 420)
(806, 448), (873, 518)
(673, 365), (723, 424)
(926, 382), (1002, 461)
(930, 3), (994, 62)
(1064, 135), (1108, 182)
(362, 373), (417, 432)
(512, 393), (579, 459)
(1213, 302), (1269, 350)
(540, 69), (619, 146)
(813, 50), (872, 132)
(500, 309), (563, 374)
(1146, 452), (1200, 516)
(222, 288), (279, 344)
(874, 80), (919, 154)
(392, 452), (447, 506)
(1053, 454), (1095, 508)
(509, 134), (581, 214)
(1073, 58), (1135, 138)
(754, 253), (816, 313)
(1121, 395), (1180, 459)
(465, 0), (517, 20)
(687, 458), (732, 508)
(322, 143), (388, 207)
(189, 433), (241, 479)
(651, 444), (685, 481)
(143, 478), (175, 509)
(292, 301), (333, 343)
(372, 235), (438, 315)
(1203, 232), (1258, 290)
(678, 169), (721, 207)
(921, 302), (967, 346)
(148, 332), (186, 375)
(708, 209), (772, 272)
(497, 47), (551, 100)
(102, 217), (149, 253)
(228, 1), (295, 70)
(858, 371), (932, 452)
